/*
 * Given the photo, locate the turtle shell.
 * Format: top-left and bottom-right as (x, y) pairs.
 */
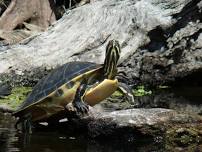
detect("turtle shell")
(15, 62), (102, 113)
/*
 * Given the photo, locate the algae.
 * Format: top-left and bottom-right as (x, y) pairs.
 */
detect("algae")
(112, 85), (152, 97)
(133, 86), (152, 96)
(0, 87), (32, 109)
(165, 126), (202, 151)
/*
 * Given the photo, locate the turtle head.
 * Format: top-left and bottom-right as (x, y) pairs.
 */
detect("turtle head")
(103, 40), (121, 79)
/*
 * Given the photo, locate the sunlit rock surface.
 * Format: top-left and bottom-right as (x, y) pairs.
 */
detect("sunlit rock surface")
(76, 107), (202, 138)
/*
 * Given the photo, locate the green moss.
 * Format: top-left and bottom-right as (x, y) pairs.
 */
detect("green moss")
(112, 91), (123, 97)
(112, 85), (152, 97)
(0, 87), (32, 109)
(133, 86), (152, 96)
(166, 126), (202, 151)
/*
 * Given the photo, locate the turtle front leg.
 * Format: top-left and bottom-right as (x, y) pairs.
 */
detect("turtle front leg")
(66, 80), (89, 115)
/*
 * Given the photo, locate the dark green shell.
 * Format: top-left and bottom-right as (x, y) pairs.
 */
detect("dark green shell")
(17, 62), (101, 111)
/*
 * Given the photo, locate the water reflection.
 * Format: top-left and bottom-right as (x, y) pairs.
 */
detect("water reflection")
(0, 113), (20, 152)
(17, 133), (87, 152)
(0, 114), (86, 152)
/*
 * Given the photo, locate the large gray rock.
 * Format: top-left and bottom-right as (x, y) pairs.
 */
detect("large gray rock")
(68, 107), (202, 136)
(34, 107), (201, 151)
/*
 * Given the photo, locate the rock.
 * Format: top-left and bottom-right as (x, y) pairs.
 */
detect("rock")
(84, 108), (201, 137)
(31, 107), (202, 151)
(0, 83), (11, 97)
(37, 107), (202, 145)
(0, 104), (13, 113)
(132, 90), (202, 115)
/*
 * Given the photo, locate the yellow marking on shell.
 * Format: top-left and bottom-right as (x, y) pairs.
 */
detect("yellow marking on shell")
(50, 81), (80, 106)
(84, 79), (118, 106)
(30, 82), (81, 121)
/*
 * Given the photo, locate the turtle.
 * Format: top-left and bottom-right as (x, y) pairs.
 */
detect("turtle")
(13, 40), (134, 133)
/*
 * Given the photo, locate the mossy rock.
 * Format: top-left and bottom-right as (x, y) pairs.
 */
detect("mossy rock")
(166, 125), (202, 151)
(0, 87), (32, 109)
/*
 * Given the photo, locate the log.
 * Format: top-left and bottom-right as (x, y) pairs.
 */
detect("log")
(0, 0), (201, 87)
(0, 104), (13, 113)
(0, 0), (56, 30)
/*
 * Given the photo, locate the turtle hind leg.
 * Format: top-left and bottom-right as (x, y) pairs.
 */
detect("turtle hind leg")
(72, 80), (89, 114)
(22, 118), (32, 134)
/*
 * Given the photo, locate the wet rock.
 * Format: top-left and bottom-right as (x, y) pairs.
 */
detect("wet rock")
(60, 107), (201, 151)
(37, 107), (202, 148)
(0, 104), (13, 113)
(85, 108), (201, 137)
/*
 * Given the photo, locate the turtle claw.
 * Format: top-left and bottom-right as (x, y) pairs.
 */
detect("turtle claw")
(73, 101), (89, 115)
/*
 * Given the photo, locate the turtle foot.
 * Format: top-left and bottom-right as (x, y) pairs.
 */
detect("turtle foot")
(65, 103), (77, 112)
(73, 101), (89, 115)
